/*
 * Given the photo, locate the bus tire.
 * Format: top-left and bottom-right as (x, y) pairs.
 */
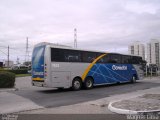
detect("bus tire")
(131, 75), (136, 83)
(72, 77), (82, 91)
(84, 77), (94, 89)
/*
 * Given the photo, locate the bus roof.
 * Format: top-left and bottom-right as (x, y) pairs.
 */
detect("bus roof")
(34, 42), (71, 48)
(34, 42), (142, 58)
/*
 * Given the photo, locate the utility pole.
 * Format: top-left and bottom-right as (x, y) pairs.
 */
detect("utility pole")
(74, 28), (77, 48)
(25, 37), (29, 62)
(146, 65), (148, 77)
(16, 56), (20, 64)
(8, 45), (9, 68)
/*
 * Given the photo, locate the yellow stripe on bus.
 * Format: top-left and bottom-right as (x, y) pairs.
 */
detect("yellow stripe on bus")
(32, 77), (44, 81)
(81, 53), (107, 81)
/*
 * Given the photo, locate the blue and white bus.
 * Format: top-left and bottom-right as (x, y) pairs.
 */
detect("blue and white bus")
(32, 42), (144, 90)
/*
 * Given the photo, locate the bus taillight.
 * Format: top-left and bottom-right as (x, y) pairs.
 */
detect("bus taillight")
(44, 64), (47, 77)
(44, 72), (47, 77)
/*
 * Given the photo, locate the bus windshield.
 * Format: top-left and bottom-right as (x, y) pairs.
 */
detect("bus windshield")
(32, 45), (45, 69)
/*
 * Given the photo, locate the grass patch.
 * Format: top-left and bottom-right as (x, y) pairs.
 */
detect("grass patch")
(0, 68), (4, 70)
(16, 74), (31, 77)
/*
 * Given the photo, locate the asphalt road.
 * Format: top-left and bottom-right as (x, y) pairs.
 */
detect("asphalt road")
(10, 77), (160, 108)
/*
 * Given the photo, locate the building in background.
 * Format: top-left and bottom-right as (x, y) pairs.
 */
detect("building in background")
(128, 41), (145, 60)
(147, 39), (160, 68)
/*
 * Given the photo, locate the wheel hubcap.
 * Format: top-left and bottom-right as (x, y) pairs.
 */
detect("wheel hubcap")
(133, 76), (136, 82)
(86, 80), (92, 88)
(74, 81), (80, 89)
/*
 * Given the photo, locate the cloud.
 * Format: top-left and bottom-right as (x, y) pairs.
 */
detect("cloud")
(0, 0), (160, 62)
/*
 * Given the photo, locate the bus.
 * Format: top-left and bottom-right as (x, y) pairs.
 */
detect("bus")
(31, 42), (144, 90)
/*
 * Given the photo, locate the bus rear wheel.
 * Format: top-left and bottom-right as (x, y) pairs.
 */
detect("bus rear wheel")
(72, 78), (82, 91)
(84, 77), (94, 89)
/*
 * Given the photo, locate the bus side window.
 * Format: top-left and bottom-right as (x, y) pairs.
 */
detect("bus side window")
(131, 56), (140, 64)
(88, 52), (97, 62)
(64, 50), (81, 62)
(122, 55), (127, 64)
(103, 54), (111, 63)
(82, 51), (97, 63)
(121, 55), (131, 64)
(96, 53), (105, 63)
(51, 48), (65, 62)
(107, 54), (121, 64)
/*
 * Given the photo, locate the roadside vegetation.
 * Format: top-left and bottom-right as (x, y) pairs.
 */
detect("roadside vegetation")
(0, 71), (15, 88)
(0, 68), (31, 78)
(0, 69), (28, 74)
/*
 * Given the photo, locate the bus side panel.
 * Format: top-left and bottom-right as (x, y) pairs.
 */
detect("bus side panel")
(70, 63), (89, 83)
(87, 63), (138, 85)
(50, 62), (88, 88)
(51, 71), (71, 87)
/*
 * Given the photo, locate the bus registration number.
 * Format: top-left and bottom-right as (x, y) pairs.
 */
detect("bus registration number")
(53, 64), (59, 68)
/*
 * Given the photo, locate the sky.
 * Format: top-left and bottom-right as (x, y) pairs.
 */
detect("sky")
(0, 0), (160, 63)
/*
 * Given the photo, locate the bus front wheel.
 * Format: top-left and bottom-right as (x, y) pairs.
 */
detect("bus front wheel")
(72, 78), (82, 91)
(131, 75), (136, 83)
(84, 77), (94, 89)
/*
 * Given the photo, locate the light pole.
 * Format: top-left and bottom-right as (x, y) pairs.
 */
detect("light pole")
(8, 45), (9, 68)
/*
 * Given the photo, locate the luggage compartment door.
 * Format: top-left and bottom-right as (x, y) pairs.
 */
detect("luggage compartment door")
(51, 71), (70, 87)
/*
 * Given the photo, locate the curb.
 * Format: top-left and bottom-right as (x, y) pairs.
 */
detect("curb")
(108, 102), (160, 115)
(0, 88), (18, 92)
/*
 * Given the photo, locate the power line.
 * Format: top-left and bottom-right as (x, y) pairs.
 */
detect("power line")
(0, 43), (32, 64)
(0, 46), (8, 49)
(0, 49), (7, 55)
(0, 46), (10, 67)
(0, 47), (30, 58)
(1, 46), (32, 50)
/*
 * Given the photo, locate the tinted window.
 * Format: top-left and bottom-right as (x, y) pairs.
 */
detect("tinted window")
(64, 50), (81, 62)
(82, 51), (97, 63)
(121, 55), (131, 64)
(109, 54), (121, 63)
(131, 56), (142, 64)
(51, 48), (65, 62)
(51, 48), (144, 64)
(121, 55), (143, 64)
(98, 54), (111, 63)
(98, 53), (121, 63)
(51, 48), (81, 62)
(96, 53), (106, 63)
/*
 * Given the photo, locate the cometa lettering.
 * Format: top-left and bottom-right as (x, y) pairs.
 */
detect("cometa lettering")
(112, 65), (127, 70)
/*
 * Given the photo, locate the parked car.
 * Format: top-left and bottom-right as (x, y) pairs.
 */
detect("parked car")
(11, 64), (28, 70)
